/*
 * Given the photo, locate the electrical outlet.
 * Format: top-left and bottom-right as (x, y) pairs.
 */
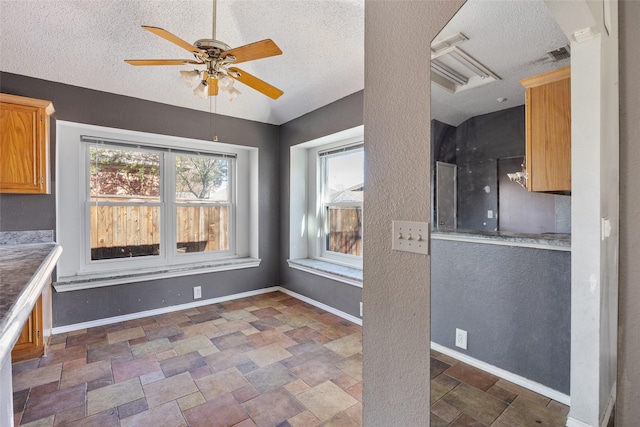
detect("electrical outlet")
(487, 210), (493, 219)
(360, 302), (363, 317)
(455, 328), (468, 350)
(193, 286), (202, 299)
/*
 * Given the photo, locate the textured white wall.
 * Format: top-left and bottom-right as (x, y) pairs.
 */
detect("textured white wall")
(618, 0), (640, 424)
(362, 1), (464, 425)
(548, 0), (620, 424)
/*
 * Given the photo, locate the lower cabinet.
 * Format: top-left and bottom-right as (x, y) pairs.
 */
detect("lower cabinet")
(11, 280), (52, 363)
(11, 295), (44, 363)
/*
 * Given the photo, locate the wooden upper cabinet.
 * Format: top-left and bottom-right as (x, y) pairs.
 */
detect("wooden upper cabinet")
(0, 93), (54, 194)
(520, 66), (571, 194)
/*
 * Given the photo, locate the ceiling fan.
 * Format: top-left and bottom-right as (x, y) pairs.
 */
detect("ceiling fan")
(125, 1), (283, 101)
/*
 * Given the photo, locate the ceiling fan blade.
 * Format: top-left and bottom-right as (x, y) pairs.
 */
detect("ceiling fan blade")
(125, 59), (203, 66)
(222, 39), (282, 64)
(142, 26), (204, 56)
(228, 67), (283, 99)
(208, 77), (219, 96)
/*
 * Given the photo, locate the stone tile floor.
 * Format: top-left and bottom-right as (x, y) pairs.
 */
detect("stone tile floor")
(429, 351), (569, 426)
(11, 290), (568, 426)
(12, 292), (362, 427)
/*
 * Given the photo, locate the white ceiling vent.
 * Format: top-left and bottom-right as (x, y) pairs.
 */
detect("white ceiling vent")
(430, 33), (501, 94)
(546, 45), (571, 62)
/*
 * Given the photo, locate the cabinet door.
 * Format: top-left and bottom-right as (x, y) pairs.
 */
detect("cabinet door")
(0, 102), (47, 193)
(525, 77), (571, 192)
(11, 295), (44, 363)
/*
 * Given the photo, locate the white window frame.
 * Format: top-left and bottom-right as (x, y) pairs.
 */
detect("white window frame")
(84, 142), (236, 270)
(317, 144), (364, 267)
(171, 151), (235, 258)
(56, 121), (258, 286)
(288, 126), (364, 270)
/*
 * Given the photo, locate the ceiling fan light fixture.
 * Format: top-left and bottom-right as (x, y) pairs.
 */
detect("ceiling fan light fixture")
(180, 69), (201, 87)
(226, 86), (241, 101)
(218, 75), (234, 89)
(194, 81), (208, 99)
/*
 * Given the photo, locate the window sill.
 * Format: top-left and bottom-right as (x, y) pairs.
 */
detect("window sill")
(54, 257), (261, 292)
(287, 258), (362, 288)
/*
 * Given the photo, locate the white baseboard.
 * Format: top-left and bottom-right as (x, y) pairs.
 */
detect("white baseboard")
(431, 342), (571, 406)
(565, 393), (616, 427)
(52, 285), (362, 335)
(277, 287), (362, 326)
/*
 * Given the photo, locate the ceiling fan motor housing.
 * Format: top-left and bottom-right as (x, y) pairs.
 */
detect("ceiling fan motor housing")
(194, 39), (231, 60)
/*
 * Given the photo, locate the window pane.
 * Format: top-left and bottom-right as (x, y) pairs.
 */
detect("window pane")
(326, 206), (362, 256)
(90, 205), (160, 260)
(325, 149), (364, 201)
(176, 155), (229, 202)
(90, 147), (160, 202)
(176, 205), (229, 253)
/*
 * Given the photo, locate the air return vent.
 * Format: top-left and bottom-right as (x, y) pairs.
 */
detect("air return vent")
(546, 45), (571, 61)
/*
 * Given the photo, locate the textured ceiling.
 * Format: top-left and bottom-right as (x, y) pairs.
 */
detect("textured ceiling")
(0, 0), (567, 127)
(431, 0), (570, 126)
(0, 0), (364, 125)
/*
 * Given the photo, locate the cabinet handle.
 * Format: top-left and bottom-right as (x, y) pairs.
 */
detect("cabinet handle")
(40, 176), (45, 184)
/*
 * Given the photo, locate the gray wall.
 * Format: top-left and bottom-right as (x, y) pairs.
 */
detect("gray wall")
(278, 91), (364, 319)
(0, 72), (281, 327)
(432, 107), (570, 233)
(618, 0), (640, 424)
(431, 239), (571, 393)
(456, 107), (525, 230)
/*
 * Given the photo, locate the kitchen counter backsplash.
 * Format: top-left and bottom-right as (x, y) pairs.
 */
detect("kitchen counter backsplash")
(0, 230), (54, 245)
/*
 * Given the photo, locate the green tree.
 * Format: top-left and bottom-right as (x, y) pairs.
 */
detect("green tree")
(175, 156), (228, 199)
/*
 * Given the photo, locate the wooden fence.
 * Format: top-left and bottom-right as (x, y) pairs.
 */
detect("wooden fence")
(327, 207), (362, 256)
(89, 204), (358, 259)
(89, 205), (228, 259)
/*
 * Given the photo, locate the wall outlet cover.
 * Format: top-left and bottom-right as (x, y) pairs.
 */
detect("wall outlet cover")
(193, 286), (202, 299)
(455, 328), (468, 350)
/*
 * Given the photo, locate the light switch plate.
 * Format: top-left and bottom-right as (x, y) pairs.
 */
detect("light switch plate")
(392, 221), (430, 255)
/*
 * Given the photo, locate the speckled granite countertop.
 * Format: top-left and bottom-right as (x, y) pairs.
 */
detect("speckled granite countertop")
(0, 242), (62, 363)
(431, 229), (571, 250)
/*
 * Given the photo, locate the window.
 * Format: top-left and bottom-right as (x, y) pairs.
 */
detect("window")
(56, 121), (258, 287)
(288, 125), (364, 283)
(319, 145), (364, 263)
(174, 154), (232, 254)
(88, 144), (234, 262)
(89, 146), (162, 260)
